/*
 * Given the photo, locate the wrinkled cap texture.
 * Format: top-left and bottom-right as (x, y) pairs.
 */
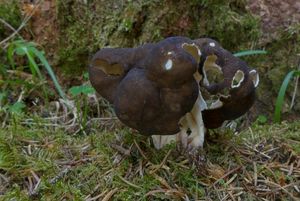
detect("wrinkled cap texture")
(89, 36), (259, 135)
(194, 38), (259, 128)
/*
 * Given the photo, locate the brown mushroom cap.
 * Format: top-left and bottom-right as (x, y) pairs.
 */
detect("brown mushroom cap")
(89, 44), (155, 103)
(144, 37), (199, 88)
(89, 36), (259, 133)
(114, 68), (198, 134)
(89, 36), (201, 135)
(193, 38), (259, 129)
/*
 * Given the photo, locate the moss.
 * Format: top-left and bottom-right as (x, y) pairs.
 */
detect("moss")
(237, 121), (300, 154)
(55, 0), (261, 75)
(0, 1), (21, 39)
(1, 184), (31, 201)
(201, 1), (261, 50)
(1, 114), (300, 200)
(251, 24), (300, 114)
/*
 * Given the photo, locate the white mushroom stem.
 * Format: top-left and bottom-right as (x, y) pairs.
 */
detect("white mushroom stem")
(151, 134), (176, 150)
(185, 91), (207, 148)
(151, 92), (207, 150)
(183, 48), (207, 148)
(152, 44), (207, 150)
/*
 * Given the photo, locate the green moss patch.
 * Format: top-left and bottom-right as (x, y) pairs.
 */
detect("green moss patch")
(1, 118), (299, 200)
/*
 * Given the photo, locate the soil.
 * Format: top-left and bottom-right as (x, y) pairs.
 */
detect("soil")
(21, 0), (58, 62)
(247, 0), (300, 38)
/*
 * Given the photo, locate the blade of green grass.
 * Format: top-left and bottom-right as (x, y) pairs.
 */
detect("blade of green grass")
(25, 49), (43, 80)
(7, 44), (16, 69)
(234, 50), (267, 57)
(7, 40), (67, 100)
(274, 70), (300, 123)
(30, 47), (67, 100)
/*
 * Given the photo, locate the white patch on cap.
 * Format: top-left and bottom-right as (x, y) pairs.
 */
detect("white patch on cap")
(182, 43), (201, 63)
(231, 70), (245, 88)
(202, 55), (223, 86)
(209, 42), (216, 47)
(167, 51), (173, 55)
(164, 59), (173, 70)
(194, 44), (202, 56)
(249, 69), (259, 88)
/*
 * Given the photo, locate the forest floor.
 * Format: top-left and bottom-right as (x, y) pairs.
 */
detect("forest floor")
(0, 94), (300, 200)
(1, 1), (300, 201)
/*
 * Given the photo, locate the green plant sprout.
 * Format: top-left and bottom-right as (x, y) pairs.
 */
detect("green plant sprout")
(274, 70), (300, 123)
(234, 50), (267, 57)
(69, 72), (95, 131)
(7, 40), (67, 100)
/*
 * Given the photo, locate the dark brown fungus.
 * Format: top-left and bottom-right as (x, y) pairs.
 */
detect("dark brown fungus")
(193, 38), (259, 129)
(89, 36), (259, 149)
(89, 36), (201, 136)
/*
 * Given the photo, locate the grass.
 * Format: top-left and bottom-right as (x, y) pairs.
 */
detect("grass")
(233, 50), (267, 57)
(274, 70), (300, 123)
(7, 40), (67, 100)
(0, 105), (299, 200)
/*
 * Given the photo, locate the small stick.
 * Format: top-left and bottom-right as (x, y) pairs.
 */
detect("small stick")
(49, 166), (71, 184)
(102, 188), (118, 201)
(212, 166), (242, 187)
(0, 0), (42, 48)
(244, 143), (271, 159)
(118, 175), (141, 189)
(111, 144), (131, 156)
(290, 55), (300, 110)
(150, 149), (172, 174)
(133, 140), (148, 160)
(253, 162), (258, 186)
(264, 180), (299, 201)
(225, 173), (238, 186)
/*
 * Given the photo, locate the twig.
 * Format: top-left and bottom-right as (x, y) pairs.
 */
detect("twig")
(211, 166), (242, 187)
(0, 0), (42, 48)
(152, 173), (172, 189)
(118, 175), (141, 189)
(290, 55), (300, 110)
(49, 166), (71, 184)
(149, 149), (172, 174)
(145, 189), (186, 198)
(227, 191), (236, 201)
(111, 143), (131, 156)
(264, 180), (299, 201)
(0, 18), (22, 38)
(253, 162), (257, 186)
(133, 140), (148, 160)
(102, 188), (118, 201)
(55, 157), (95, 166)
(85, 190), (107, 201)
(244, 143), (271, 159)
(225, 173), (238, 186)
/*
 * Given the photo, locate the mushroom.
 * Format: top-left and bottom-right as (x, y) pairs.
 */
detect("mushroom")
(89, 37), (259, 150)
(89, 36), (206, 149)
(193, 38), (259, 129)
